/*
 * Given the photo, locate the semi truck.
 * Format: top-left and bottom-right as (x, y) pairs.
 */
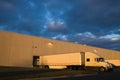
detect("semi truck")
(36, 52), (113, 72)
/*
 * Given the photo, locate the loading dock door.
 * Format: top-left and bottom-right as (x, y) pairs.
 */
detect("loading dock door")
(33, 56), (39, 67)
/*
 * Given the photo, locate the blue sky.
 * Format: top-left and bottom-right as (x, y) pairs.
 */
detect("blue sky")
(0, 0), (120, 51)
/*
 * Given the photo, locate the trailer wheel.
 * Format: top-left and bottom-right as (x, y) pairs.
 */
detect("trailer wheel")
(72, 66), (76, 70)
(67, 66), (72, 70)
(99, 67), (106, 72)
(45, 66), (49, 69)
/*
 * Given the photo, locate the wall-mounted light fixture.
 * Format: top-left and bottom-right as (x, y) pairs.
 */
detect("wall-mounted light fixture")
(94, 49), (97, 52)
(48, 42), (53, 46)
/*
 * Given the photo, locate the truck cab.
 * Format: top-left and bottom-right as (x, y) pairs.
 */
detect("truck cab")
(95, 57), (113, 72)
(84, 52), (113, 72)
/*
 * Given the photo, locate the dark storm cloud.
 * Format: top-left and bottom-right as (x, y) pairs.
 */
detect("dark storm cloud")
(0, 0), (120, 51)
(65, 0), (120, 35)
(0, 0), (46, 35)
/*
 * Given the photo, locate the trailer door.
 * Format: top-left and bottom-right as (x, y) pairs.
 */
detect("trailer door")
(80, 52), (85, 66)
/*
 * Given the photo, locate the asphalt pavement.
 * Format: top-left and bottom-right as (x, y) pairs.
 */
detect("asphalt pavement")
(20, 68), (120, 80)
(53, 68), (120, 80)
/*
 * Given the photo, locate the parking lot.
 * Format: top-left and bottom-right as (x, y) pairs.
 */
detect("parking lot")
(0, 67), (120, 80)
(53, 68), (120, 80)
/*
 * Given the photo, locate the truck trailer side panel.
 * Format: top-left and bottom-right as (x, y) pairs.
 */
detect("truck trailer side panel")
(40, 53), (81, 66)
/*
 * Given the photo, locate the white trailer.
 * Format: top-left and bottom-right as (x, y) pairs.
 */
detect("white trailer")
(35, 52), (113, 72)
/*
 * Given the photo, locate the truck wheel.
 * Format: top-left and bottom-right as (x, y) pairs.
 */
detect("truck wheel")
(99, 67), (106, 72)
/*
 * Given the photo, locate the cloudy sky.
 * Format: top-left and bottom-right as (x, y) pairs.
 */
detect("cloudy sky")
(0, 0), (120, 51)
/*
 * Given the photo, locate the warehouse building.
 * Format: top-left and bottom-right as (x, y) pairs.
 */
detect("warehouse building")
(0, 30), (120, 67)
